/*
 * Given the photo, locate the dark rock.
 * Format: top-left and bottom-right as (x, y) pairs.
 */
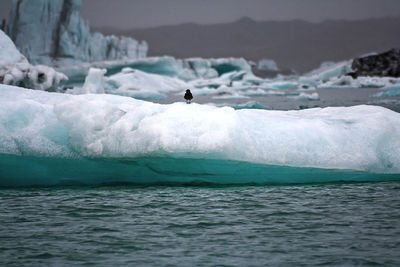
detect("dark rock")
(349, 49), (400, 78)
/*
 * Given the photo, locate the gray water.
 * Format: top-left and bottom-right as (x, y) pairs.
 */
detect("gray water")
(1, 182), (400, 266)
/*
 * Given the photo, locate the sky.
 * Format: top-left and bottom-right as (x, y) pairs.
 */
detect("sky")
(0, 0), (400, 30)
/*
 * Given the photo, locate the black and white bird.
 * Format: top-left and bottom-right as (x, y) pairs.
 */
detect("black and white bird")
(184, 89), (193, 104)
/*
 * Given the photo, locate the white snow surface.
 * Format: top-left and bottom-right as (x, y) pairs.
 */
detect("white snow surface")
(1, 85), (399, 174)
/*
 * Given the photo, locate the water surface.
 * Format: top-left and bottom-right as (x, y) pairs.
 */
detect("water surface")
(1, 182), (399, 266)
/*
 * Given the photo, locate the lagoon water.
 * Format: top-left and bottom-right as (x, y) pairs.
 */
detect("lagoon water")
(1, 182), (400, 266)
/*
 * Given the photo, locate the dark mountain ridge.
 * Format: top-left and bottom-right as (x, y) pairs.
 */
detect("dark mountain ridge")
(94, 17), (400, 73)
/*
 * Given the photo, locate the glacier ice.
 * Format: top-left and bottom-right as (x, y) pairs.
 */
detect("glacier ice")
(69, 66), (194, 100)
(56, 53), (400, 103)
(303, 60), (353, 83)
(0, 85), (400, 174)
(7, 0), (148, 65)
(0, 30), (67, 91)
(258, 59), (279, 72)
(72, 68), (106, 94)
(104, 67), (189, 100)
(0, 30), (27, 66)
(374, 84), (400, 97)
(59, 56), (262, 100)
(58, 56), (254, 83)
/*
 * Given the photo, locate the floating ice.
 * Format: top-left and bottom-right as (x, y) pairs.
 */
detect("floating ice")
(374, 84), (400, 97)
(319, 76), (400, 90)
(210, 101), (270, 110)
(59, 56), (254, 84)
(1, 85), (400, 176)
(288, 92), (320, 101)
(71, 68), (107, 94)
(304, 60), (353, 83)
(258, 59), (279, 72)
(105, 67), (190, 100)
(0, 30), (67, 91)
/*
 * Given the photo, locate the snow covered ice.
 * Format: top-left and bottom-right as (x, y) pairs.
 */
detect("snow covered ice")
(257, 59), (279, 72)
(1, 85), (400, 175)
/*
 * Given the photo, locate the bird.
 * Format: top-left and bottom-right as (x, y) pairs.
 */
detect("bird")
(184, 89), (193, 104)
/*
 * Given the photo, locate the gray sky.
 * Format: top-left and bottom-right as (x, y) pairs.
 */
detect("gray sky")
(1, 0), (400, 29)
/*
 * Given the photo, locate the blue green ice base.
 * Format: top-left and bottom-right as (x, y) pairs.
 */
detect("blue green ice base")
(0, 154), (399, 187)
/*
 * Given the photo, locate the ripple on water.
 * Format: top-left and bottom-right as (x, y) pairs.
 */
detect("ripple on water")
(0, 182), (400, 266)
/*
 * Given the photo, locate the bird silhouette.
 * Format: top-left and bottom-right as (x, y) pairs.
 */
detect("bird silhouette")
(184, 89), (193, 104)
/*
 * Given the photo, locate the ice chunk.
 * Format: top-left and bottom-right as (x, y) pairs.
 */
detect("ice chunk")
(185, 58), (219, 79)
(1, 85), (399, 174)
(303, 60), (353, 83)
(258, 59), (279, 72)
(0, 30), (67, 91)
(209, 58), (252, 75)
(288, 92), (320, 101)
(72, 68), (106, 94)
(266, 80), (297, 89)
(319, 76), (400, 90)
(105, 68), (190, 100)
(210, 101), (270, 110)
(374, 81), (400, 97)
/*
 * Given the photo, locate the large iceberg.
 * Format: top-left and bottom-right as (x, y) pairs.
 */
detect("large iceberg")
(7, 0), (148, 66)
(0, 30), (67, 91)
(0, 85), (399, 181)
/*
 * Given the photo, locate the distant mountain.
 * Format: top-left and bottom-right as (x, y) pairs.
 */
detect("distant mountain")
(94, 17), (400, 73)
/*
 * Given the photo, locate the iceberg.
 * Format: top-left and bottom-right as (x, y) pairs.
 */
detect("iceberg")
(72, 68), (106, 94)
(0, 30), (67, 91)
(257, 59), (279, 72)
(303, 60), (353, 83)
(7, 0), (148, 65)
(104, 68), (190, 100)
(299, 58), (400, 92)
(0, 85), (399, 186)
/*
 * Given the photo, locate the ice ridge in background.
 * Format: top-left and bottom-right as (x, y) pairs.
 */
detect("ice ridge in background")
(6, 0), (148, 66)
